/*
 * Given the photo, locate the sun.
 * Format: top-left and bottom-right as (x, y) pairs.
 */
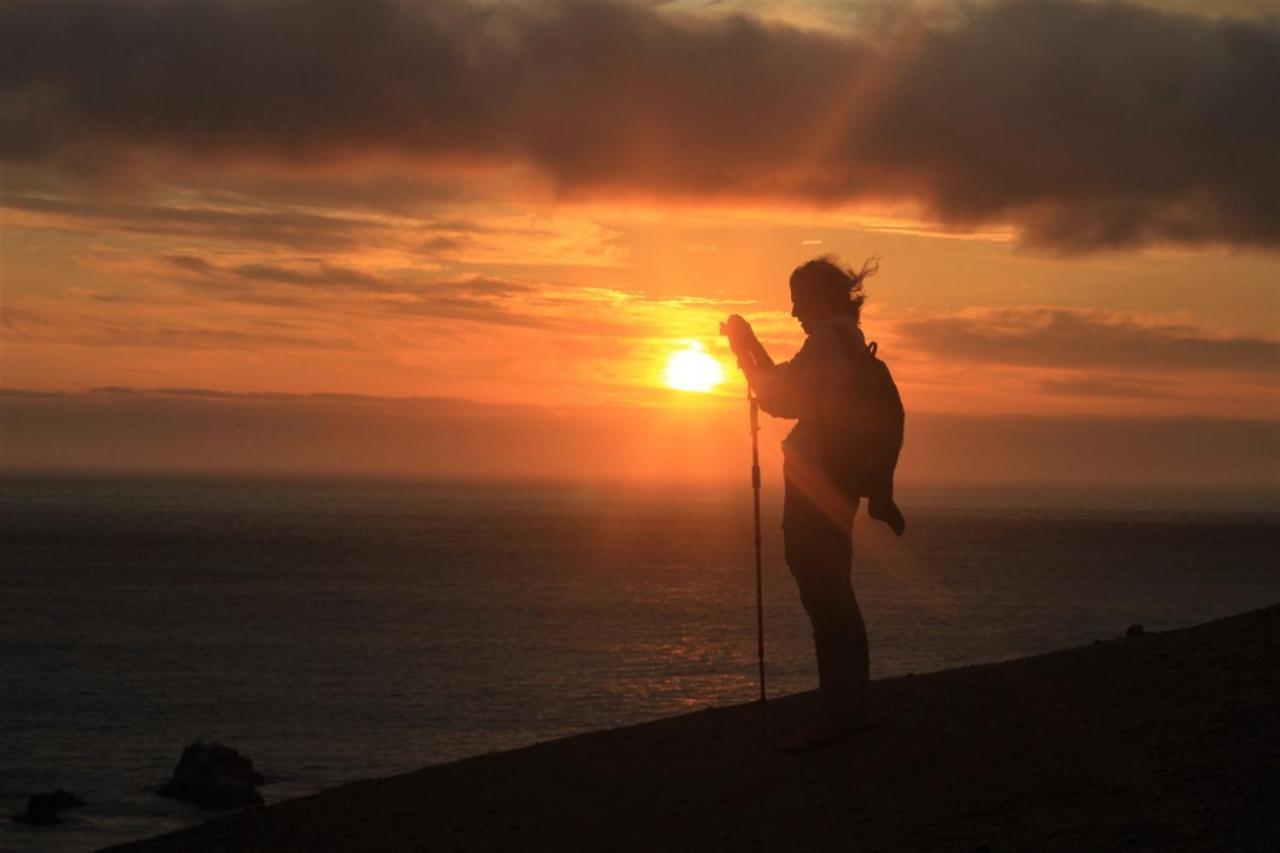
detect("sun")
(664, 341), (725, 393)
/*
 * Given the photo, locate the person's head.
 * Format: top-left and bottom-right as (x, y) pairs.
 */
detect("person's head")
(789, 255), (878, 334)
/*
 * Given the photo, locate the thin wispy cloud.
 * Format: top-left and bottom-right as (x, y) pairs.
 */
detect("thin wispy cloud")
(1038, 375), (1176, 399)
(1, 192), (374, 251)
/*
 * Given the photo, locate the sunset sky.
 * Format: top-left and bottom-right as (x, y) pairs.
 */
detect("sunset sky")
(2, 0), (1277, 484)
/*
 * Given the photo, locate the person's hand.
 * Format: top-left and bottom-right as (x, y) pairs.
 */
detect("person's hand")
(721, 314), (757, 360)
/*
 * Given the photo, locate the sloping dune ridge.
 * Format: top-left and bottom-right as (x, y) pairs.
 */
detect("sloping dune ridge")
(106, 606), (1280, 852)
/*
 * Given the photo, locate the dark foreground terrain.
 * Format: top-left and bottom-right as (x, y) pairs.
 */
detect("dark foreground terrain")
(107, 606), (1279, 852)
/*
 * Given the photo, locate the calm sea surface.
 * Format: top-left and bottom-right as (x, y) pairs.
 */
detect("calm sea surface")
(2, 474), (1277, 851)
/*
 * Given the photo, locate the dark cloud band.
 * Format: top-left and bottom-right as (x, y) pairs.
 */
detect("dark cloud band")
(3, 387), (1276, 486)
(895, 306), (1280, 373)
(2, 0), (1276, 250)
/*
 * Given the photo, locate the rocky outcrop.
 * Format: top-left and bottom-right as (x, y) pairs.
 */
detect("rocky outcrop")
(12, 789), (86, 825)
(158, 741), (265, 808)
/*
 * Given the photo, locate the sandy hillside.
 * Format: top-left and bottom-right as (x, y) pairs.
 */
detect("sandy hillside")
(105, 605), (1280, 852)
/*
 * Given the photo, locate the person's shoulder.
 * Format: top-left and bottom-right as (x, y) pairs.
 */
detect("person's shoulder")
(794, 326), (840, 360)
(810, 319), (864, 355)
(831, 317), (866, 347)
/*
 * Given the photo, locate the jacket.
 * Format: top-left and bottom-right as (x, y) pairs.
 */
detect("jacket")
(751, 315), (866, 463)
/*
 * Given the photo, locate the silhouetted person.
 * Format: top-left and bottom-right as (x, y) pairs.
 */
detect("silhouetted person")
(724, 255), (885, 749)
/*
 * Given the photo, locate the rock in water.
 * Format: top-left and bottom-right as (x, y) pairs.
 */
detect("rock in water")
(159, 741), (266, 808)
(1126, 624), (1146, 638)
(12, 789), (87, 825)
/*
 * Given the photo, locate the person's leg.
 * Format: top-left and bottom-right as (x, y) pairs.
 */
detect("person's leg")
(828, 570), (869, 729)
(783, 475), (867, 734)
(796, 534), (868, 731)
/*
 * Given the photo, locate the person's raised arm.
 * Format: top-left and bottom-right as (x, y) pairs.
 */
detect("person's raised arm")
(722, 314), (822, 419)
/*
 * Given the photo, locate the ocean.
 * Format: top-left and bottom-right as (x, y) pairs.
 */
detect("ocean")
(2, 473), (1277, 852)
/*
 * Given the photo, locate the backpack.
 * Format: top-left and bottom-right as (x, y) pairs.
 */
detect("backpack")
(819, 326), (905, 509)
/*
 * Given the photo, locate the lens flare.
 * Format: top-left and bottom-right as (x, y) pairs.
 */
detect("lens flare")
(664, 341), (725, 393)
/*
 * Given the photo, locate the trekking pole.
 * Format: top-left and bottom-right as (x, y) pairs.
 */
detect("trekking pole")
(748, 388), (767, 742)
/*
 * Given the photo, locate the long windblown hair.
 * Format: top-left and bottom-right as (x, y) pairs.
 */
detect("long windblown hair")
(790, 254), (879, 322)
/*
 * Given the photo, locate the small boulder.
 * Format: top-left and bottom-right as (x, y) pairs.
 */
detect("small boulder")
(159, 741), (265, 808)
(1126, 623), (1146, 638)
(12, 789), (87, 825)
